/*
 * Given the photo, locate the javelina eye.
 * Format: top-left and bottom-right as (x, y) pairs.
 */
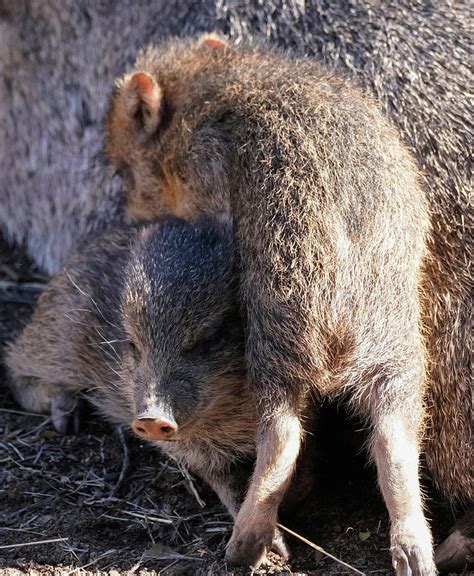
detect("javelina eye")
(182, 325), (227, 357)
(129, 340), (140, 360)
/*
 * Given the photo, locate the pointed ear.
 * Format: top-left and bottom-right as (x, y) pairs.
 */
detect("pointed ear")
(121, 72), (163, 137)
(198, 32), (229, 50)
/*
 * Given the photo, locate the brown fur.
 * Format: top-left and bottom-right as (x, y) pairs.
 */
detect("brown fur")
(4, 216), (308, 559)
(2, 2), (469, 509)
(105, 36), (451, 573)
(2, 3), (470, 569)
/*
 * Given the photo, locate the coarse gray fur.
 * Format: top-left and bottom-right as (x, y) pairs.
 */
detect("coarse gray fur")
(5, 216), (260, 518)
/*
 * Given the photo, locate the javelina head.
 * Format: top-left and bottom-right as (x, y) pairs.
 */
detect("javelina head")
(120, 216), (245, 441)
(106, 34), (233, 222)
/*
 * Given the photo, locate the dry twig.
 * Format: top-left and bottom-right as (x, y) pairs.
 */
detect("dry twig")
(277, 523), (366, 575)
(0, 537), (69, 550)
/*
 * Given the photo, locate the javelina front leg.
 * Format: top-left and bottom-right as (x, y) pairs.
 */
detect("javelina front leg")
(51, 392), (81, 435)
(197, 461), (250, 520)
(225, 413), (302, 566)
(197, 458), (292, 561)
(371, 400), (436, 575)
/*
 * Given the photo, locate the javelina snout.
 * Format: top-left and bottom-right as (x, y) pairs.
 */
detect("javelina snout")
(132, 410), (178, 441)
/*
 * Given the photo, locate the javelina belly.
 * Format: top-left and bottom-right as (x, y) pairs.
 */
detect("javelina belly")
(6, 217), (259, 521)
(107, 36), (438, 573)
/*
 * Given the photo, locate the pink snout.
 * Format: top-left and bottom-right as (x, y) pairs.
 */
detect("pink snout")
(132, 416), (178, 441)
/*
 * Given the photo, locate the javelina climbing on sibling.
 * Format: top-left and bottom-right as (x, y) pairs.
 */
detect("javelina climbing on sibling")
(105, 35), (444, 573)
(2, 5), (472, 570)
(2, 4), (470, 539)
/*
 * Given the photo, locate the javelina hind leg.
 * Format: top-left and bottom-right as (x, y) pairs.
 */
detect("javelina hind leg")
(225, 413), (302, 566)
(8, 374), (79, 435)
(371, 400), (436, 575)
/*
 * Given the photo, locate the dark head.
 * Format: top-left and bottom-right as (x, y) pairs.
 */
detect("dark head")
(120, 215), (245, 442)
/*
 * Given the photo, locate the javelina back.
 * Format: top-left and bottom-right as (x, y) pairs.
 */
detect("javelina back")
(5, 216), (263, 521)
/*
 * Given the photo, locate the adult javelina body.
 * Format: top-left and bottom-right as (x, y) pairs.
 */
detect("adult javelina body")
(6, 217), (258, 521)
(107, 36), (436, 574)
(1, 2), (470, 507)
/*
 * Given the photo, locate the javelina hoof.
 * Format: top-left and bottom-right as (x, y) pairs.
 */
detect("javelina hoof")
(392, 545), (437, 576)
(225, 525), (290, 567)
(51, 393), (80, 435)
(270, 527), (292, 560)
(392, 546), (438, 576)
(225, 530), (267, 567)
(391, 538), (438, 576)
(434, 510), (474, 573)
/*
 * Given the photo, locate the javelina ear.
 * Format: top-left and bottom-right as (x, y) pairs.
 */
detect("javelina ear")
(198, 32), (229, 50)
(122, 72), (163, 137)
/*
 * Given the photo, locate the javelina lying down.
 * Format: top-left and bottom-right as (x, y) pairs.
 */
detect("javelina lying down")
(108, 35), (439, 573)
(5, 216), (263, 523)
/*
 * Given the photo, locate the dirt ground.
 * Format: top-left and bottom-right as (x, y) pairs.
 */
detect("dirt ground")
(0, 235), (464, 575)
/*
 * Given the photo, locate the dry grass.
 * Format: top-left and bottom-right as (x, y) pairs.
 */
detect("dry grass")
(0, 393), (251, 574)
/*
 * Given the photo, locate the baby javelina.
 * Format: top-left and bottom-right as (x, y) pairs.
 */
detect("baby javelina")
(107, 35), (442, 574)
(6, 216), (272, 536)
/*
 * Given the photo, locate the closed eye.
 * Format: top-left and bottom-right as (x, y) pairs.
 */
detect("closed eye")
(129, 339), (141, 360)
(182, 324), (227, 357)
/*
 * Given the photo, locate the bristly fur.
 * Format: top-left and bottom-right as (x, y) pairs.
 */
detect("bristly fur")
(106, 35), (446, 572)
(5, 217), (258, 520)
(1, 0), (470, 505)
(1, 3), (471, 571)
